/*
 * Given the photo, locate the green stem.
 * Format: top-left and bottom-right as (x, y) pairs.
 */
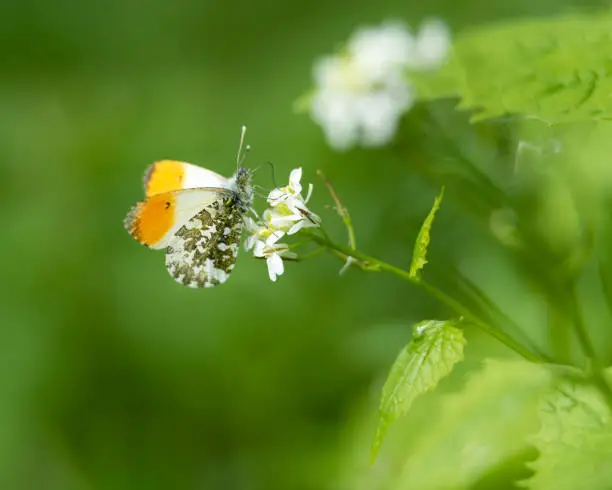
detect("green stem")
(418, 280), (543, 363)
(307, 232), (545, 363)
(297, 247), (326, 260)
(437, 260), (550, 360)
(566, 283), (597, 362)
(565, 281), (612, 408)
(547, 302), (572, 365)
(598, 261), (612, 324)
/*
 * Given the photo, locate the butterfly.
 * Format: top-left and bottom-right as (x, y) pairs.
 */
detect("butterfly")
(124, 132), (254, 288)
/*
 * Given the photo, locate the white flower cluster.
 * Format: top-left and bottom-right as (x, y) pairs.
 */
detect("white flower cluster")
(309, 19), (451, 151)
(246, 168), (321, 282)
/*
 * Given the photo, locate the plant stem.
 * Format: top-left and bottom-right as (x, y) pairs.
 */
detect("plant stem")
(437, 260), (550, 360)
(598, 261), (612, 325)
(566, 283), (597, 362)
(317, 170), (357, 249)
(419, 280), (543, 363)
(565, 281), (612, 408)
(546, 303), (572, 365)
(306, 231), (545, 363)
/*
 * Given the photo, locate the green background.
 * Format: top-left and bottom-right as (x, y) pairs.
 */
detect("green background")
(1, 0), (610, 488)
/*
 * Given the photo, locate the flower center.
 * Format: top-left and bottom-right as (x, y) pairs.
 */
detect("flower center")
(331, 58), (371, 93)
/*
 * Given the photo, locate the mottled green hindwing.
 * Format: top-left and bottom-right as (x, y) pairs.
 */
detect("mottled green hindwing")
(165, 198), (243, 288)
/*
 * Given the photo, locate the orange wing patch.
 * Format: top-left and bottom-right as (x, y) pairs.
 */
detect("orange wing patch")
(124, 193), (177, 247)
(144, 160), (185, 196)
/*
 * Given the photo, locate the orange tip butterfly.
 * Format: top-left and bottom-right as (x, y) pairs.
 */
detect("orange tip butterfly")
(124, 127), (254, 287)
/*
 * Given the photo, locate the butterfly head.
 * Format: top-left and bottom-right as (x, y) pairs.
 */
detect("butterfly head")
(230, 166), (254, 213)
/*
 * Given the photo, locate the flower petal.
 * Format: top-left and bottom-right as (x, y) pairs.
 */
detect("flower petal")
(267, 188), (285, 206)
(267, 253), (284, 282)
(253, 240), (266, 257)
(287, 220), (305, 235)
(310, 91), (360, 151)
(304, 183), (314, 203)
(244, 234), (256, 251)
(265, 230), (285, 245)
(349, 21), (414, 84)
(411, 19), (450, 70)
(289, 168), (303, 192)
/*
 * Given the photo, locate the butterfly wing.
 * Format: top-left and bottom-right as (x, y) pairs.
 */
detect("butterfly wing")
(124, 187), (231, 249)
(144, 160), (231, 196)
(165, 196), (244, 288)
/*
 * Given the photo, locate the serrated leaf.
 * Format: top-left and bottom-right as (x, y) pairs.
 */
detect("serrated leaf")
(412, 10), (612, 123)
(371, 319), (465, 462)
(523, 379), (612, 490)
(409, 188), (444, 279)
(394, 359), (553, 490)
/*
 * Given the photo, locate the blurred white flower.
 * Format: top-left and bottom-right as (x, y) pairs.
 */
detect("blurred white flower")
(308, 18), (451, 151)
(310, 55), (413, 150)
(348, 21), (414, 83)
(408, 19), (451, 70)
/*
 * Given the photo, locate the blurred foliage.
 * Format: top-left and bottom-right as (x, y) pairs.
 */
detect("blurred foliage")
(525, 376), (612, 490)
(2, 0), (612, 489)
(413, 8), (612, 123)
(396, 359), (552, 490)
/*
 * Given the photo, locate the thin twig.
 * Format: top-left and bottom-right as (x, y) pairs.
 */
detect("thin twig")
(317, 170), (357, 249)
(318, 170), (361, 274)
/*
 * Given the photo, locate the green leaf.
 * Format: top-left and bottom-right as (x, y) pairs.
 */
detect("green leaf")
(409, 188), (444, 279)
(412, 10), (612, 123)
(371, 319), (465, 462)
(523, 379), (612, 490)
(395, 359), (553, 490)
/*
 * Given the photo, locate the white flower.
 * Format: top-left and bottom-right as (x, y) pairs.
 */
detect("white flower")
(244, 216), (284, 251)
(267, 168), (305, 207)
(266, 167), (320, 233)
(246, 168), (321, 282)
(263, 208), (304, 235)
(308, 19), (450, 151)
(253, 241), (297, 282)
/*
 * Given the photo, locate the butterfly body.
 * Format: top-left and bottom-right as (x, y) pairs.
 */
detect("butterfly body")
(125, 160), (253, 288)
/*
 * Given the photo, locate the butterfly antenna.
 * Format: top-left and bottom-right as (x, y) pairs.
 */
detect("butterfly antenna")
(253, 161), (278, 188)
(236, 125), (250, 170)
